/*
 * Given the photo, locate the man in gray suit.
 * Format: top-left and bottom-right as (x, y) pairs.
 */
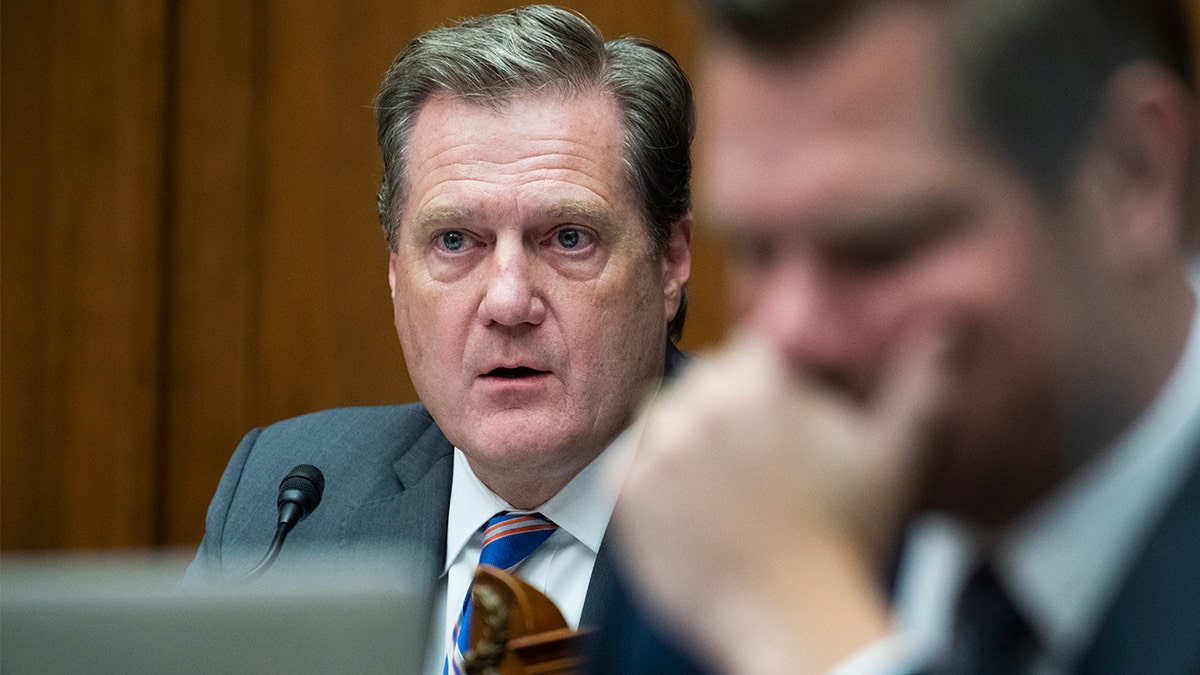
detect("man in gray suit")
(595, 0), (1200, 673)
(186, 6), (693, 673)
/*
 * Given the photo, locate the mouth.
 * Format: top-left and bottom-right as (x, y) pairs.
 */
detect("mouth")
(485, 366), (549, 379)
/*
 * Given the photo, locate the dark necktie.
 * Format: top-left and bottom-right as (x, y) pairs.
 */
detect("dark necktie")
(445, 511), (558, 675)
(925, 563), (1041, 675)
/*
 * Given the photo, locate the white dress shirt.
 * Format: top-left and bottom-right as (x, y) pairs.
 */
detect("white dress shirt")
(421, 428), (639, 675)
(835, 259), (1200, 674)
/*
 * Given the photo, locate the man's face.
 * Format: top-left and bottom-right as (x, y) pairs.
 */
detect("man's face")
(389, 89), (689, 497)
(699, 4), (1095, 517)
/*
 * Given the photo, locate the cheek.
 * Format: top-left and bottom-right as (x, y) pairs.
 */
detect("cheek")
(907, 237), (1065, 433)
(574, 265), (668, 359)
(391, 290), (423, 367)
(888, 205), (1058, 338)
(392, 276), (469, 365)
(951, 240), (1057, 344)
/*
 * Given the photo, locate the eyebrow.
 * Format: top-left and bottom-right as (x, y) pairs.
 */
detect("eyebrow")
(545, 201), (618, 230)
(830, 194), (971, 247)
(410, 206), (476, 232)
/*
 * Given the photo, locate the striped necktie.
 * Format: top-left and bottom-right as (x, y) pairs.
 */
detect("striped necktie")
(446, 511), (558, 675)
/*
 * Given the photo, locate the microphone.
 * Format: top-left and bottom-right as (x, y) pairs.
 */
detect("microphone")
(240, 464), (325, 582)
(276, 464), (325, 529)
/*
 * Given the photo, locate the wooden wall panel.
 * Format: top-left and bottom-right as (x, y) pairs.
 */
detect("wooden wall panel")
(157, 0), (259, 547)
(251, 0), (404, 419)
(2, 0), (170, 549)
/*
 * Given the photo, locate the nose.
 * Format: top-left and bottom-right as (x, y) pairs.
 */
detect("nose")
(478, 240), (546, 327)
(741, 262), (857, 385)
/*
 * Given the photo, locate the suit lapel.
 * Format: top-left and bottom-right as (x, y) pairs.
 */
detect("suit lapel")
(1075, 448), (1200, 675)
(580, 533), (618, 627)
(338, 410), (454, 599)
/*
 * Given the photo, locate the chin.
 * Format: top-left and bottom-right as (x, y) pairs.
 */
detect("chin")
(916, 431), (1067, 528)
(468, 420), (583, 460)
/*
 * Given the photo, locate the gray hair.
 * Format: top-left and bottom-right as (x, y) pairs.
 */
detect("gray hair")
(375, 5), (695, 339)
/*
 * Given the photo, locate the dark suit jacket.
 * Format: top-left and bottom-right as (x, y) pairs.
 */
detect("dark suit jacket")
(186, 344), (688, 649)
(589, 439), (1200, 675)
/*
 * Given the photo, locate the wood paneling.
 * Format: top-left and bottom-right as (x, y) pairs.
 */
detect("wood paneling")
(157, 0), (259, 547)
(1, 0), (722, 551)
(2, 0), (170, 548)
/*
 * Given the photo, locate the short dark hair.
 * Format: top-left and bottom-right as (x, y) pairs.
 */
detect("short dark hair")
(696, 0), (1194, 204)
(375, 5), (695, 340)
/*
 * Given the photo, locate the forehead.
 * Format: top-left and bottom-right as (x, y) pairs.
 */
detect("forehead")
(407, 89), (624, 182)
(697, 2), (988, 230)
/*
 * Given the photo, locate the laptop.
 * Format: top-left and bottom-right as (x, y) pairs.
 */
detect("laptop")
(1, 552), (427, 674)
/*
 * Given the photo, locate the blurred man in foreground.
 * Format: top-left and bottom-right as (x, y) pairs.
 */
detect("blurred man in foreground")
(595, 0), (1199, 672)
(187, 6), (693, 674)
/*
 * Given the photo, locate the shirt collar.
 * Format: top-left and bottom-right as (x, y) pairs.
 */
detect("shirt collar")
(444, 448), (509, 576)
(539, 419), (640, 554)
(442, 420), (641, 576)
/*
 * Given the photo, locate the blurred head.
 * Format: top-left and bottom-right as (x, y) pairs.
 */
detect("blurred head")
(375, 6), (693, 506)
(694, 0), (1196, 522)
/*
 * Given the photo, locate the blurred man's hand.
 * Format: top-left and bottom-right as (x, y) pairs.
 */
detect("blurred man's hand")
(612, 323), (950, 674)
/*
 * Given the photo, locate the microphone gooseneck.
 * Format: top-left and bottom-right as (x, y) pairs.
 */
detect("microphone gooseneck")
(240, 464), (325, 582)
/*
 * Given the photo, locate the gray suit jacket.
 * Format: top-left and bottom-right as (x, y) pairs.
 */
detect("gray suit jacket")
(186, 344), (688, 638)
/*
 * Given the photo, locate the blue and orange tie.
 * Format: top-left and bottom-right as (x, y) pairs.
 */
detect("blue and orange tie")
(445, 512), (558, 675)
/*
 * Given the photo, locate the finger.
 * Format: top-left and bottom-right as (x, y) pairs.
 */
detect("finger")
(869, 315), (955, 491)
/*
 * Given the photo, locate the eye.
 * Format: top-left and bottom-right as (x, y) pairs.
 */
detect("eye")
(551, 226), (592, 251)
(830, 238), (911, 271)
(558, 228), (580, 249)
(438, 230), (470, 252)
(829, 201), (969, 272)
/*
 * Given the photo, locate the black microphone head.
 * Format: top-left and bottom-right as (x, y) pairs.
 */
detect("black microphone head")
(277, 464), (325, 521)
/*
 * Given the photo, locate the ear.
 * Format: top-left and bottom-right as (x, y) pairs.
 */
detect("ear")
(388, 252), (400, 297)
(1086, 62), (1193, 276)
(662, 213), (694, 322)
